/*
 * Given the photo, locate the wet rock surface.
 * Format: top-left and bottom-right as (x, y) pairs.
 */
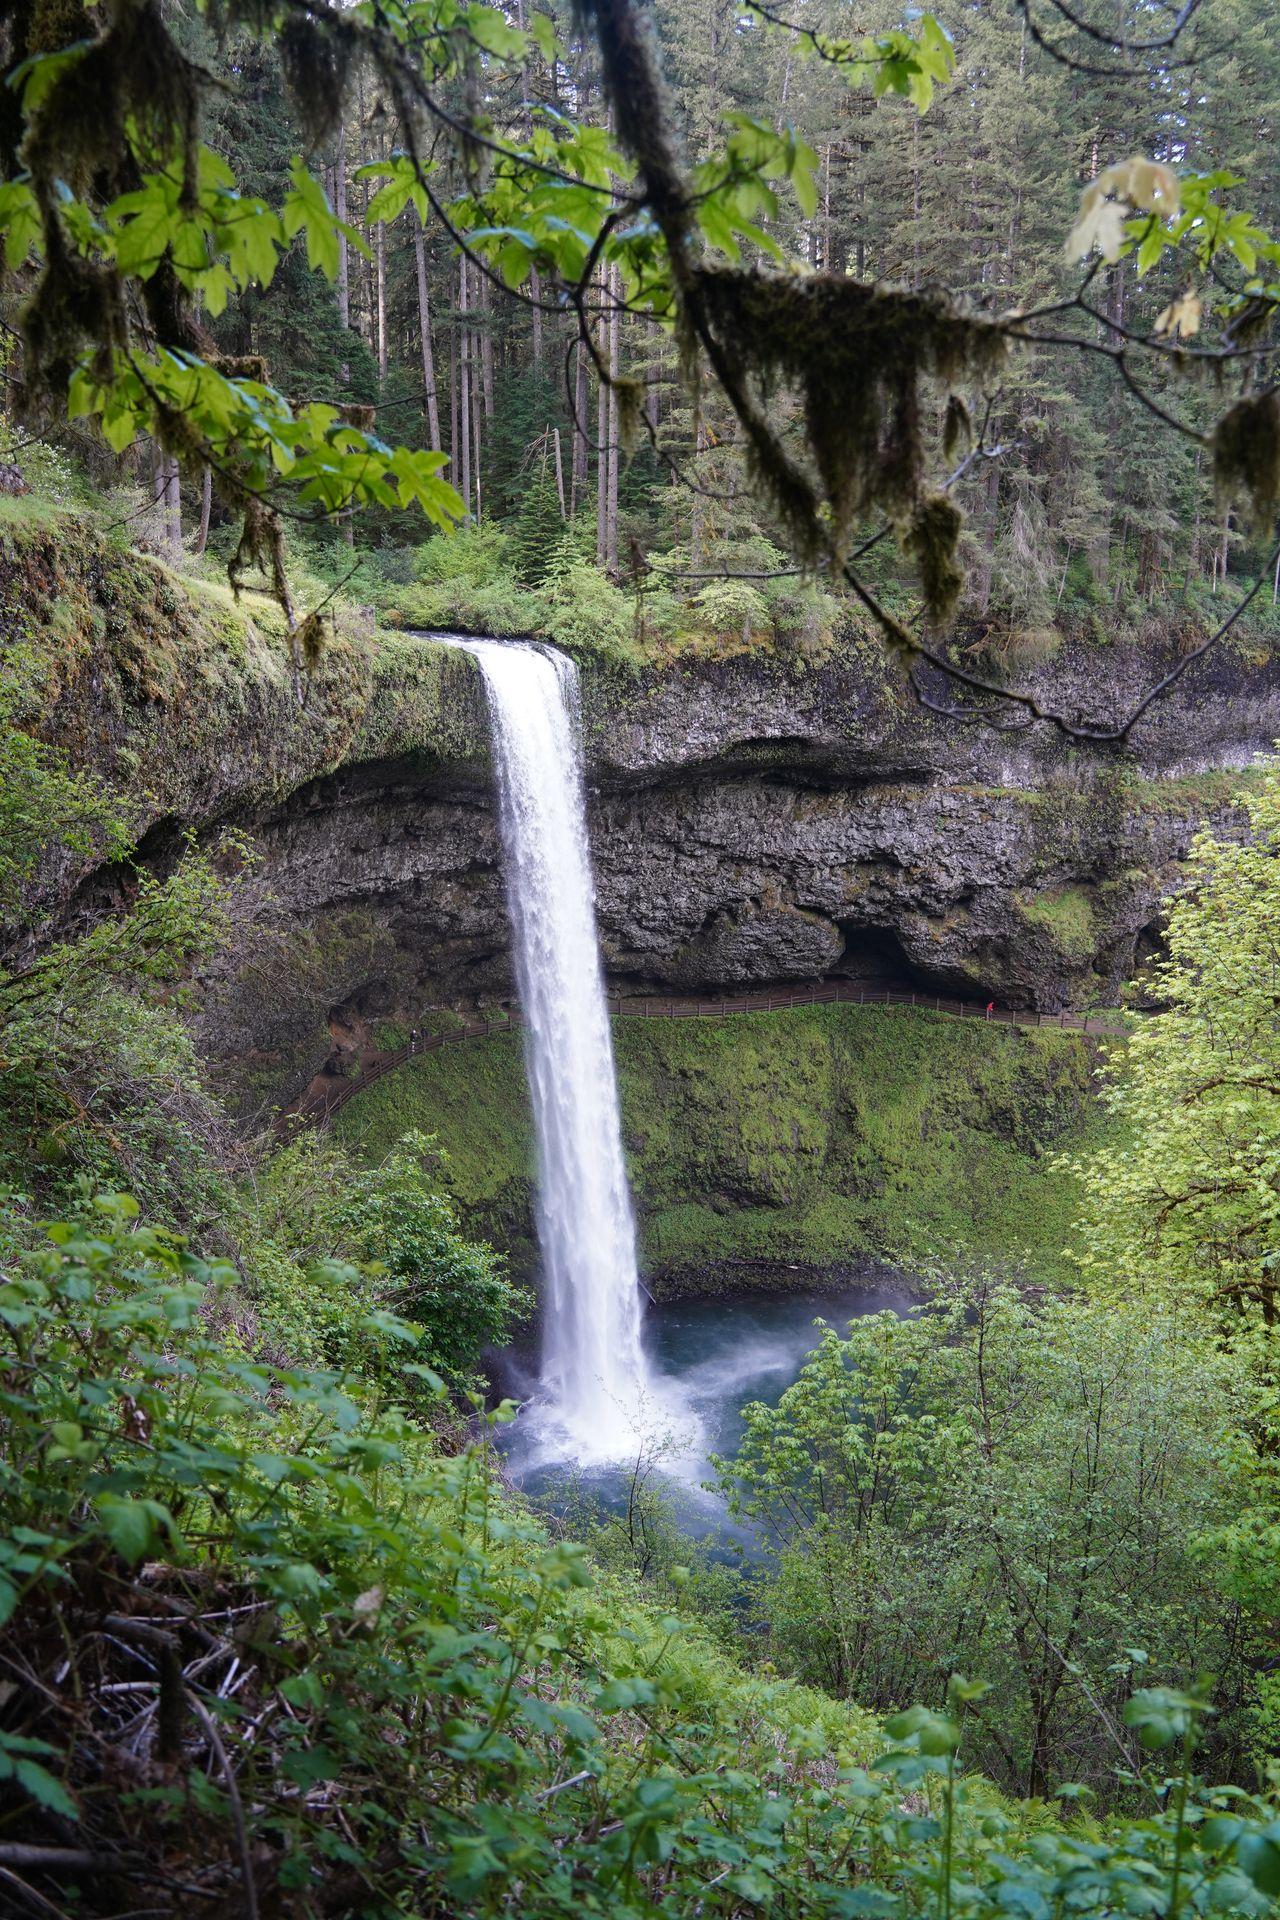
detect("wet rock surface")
(17, 540), (1272, 1116)
(185, 634), (1274, 1113)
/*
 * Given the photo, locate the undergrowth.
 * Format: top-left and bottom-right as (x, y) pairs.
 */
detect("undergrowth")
(2, 1195), (1278, 1916)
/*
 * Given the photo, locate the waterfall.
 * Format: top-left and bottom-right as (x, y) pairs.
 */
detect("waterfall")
(451, 638), (651, 1459)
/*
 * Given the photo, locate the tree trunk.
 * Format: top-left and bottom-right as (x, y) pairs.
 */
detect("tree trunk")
(153, 449), (182, 560)
(571, 338), (589, 516)
(334, 123), (350, 356)
(459, 255), (472, 517)
(596, 315), (608, 565)
(606, 264), (620, 571)
(821, 142), (831, 271)
(474, 349), (483, 522)
(356, 68), (374, 343)
(530, 265), (544, 368)
(690, 413), (708, 569)
(471, 322), (484, 520)
(971, 458), (1000, 616)
(911, 119), (921, 290)
(151, 445), (166, 538)
(194, 464), (212, 556)
(375, 142), (388, 384)
(552, 426), (566, 519)
(450, 322), (459, 485)
(479, 273), (494, 422)
(413, 209), (441, 452)
(166, 457), (182, 559)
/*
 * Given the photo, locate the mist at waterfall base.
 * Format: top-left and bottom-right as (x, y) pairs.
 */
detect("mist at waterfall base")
(445, 635), (675, 1464)
(489, 1270), (916, 1543)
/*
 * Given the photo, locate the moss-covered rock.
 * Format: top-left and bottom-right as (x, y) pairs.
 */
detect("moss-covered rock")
(334, 1005), (1103, 1296)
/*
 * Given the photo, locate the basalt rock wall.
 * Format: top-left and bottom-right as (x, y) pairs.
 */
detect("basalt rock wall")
(10, 521), (1277, 1118)
(196, 629), (1276, 1115)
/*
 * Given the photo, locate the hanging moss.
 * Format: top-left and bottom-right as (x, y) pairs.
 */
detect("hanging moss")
(277, 11), (356, 149)
(942, 393), (972, 461)
(230, 497), (296, 645)
(903, 493), (965, 626)
(615, 377), (647, 458)
(338, 401), (377, 432)
(691, 268), (1004, 587)
(1213, 391), (1280, 534)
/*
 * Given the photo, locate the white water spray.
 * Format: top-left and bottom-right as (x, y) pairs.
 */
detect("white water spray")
(451, 637), (652, 1460)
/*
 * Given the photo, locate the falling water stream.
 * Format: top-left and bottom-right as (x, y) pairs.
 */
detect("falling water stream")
(450, 637), (655, 1462)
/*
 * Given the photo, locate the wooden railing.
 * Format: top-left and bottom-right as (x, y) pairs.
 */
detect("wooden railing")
(304, 980), (1128, 1125)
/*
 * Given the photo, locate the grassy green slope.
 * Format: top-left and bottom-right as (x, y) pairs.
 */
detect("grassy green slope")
(336, 1006), (1105, 1291)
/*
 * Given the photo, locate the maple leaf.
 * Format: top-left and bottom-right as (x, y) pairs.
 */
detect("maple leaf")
(1065, 190), (1128, 264)
(1154, 289), (1203, 339)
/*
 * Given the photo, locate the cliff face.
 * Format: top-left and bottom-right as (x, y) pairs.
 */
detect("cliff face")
(206, 637), (1270, 1113)
(9, 515), (1276, 1116)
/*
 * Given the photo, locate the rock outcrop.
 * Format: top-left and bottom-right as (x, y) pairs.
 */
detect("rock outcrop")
(8, 514), (1277, 1116)
(204, 639), (1270, 1113)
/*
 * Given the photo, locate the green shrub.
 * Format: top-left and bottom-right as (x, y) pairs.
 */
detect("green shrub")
(244, 1127), (530, 1387)
(716, 1276), (1262, 1798)
(0, 848), (242, 1224)
(371, 1018), (410, 1052)
(2, 1196), (1278, 1917)
(690, 576), (771, 643)
(540, 557), (638, 661)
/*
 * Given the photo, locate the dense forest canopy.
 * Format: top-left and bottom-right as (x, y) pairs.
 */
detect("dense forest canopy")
(0, 0), (1278, 721)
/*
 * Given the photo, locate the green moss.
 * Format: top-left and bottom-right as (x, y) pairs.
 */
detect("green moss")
(0, 508), (381, 821)
(1124, 766), (1267, 816)
(336, 1006), (1106, 1294)
(1017, 885), (1097, 959)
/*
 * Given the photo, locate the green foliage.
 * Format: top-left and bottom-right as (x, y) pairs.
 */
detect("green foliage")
(715, 1277), (1261, 1798)
(334, 1028), (539, 1272)
(690, 575), (772, 644)
(540, 552), (639, 661)
(379, 523), (543, 637)
(3, 1193), (1280, 1915)
(0, 0), (944, 623)
(0, 846), (241, 1221)
(335, 1009), (1102, 1289)
(0, 668), (128, 930)
(1069, 758), (1280, 1323)
(240, 1128), (530, 1388)
(329, 1129), (530, 1379)
(509, 460), (567, 586)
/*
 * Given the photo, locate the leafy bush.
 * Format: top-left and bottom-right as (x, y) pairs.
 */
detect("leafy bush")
(0, 421), (84, 507)
(0, 848), (243, 1223)
(1070, 757), (1280, 1324)
(243, 1128), (531, 1387)
(0, 659), (128, 934)
(716, 1277), (1261, 1799)
(540, 556), (638, 660)
(2, 1198), (1280, 1917)
(415, 520), (514, 586)
(690, 577), (772, 644)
